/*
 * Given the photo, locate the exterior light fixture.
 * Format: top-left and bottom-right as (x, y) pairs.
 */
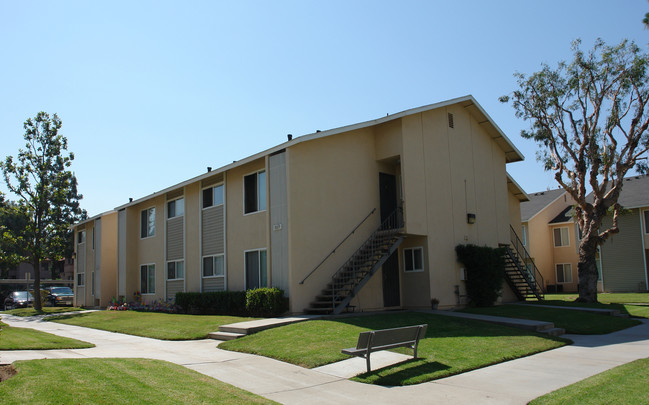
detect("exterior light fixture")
(467, 213), (476, 224)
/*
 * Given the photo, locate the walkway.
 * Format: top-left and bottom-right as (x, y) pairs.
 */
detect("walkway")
(1, 314), (649, 404)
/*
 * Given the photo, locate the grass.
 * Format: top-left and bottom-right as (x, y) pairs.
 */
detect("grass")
(0, 358), (276, 404)
(530, 357), (649, 405)
(531, 293), (649, 319)
(461, 305), (641, 334)
(1, 307), (85, 317)
(220, 312), (568, 386)
(0, 321), (94, 350)
(48, 310), (258, 340)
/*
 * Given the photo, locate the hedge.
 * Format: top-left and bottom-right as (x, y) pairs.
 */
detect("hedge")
(455, 244), (505, 307)
(176, 288), (288, 317)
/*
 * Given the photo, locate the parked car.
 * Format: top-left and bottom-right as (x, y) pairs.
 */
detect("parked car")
(3, 291), (34, 311)
(46, 286), (74, 307)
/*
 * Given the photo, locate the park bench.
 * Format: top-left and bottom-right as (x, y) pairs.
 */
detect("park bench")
(341, 324), (428, 373)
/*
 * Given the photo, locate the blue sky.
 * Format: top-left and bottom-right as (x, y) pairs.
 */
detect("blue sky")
(1, 1), (647, 217)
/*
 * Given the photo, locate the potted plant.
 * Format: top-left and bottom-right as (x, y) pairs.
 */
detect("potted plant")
(431, 298), (439, 310)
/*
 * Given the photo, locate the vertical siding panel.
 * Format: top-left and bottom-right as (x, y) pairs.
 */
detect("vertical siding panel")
(601, 210), (646, 291)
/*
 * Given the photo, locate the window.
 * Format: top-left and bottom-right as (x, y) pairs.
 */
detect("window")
(140, 264), (156, 294)
(556, 263), (573, 283)
(403, 247), (424, 272)
(203, 185), (224, 209)
(553, 227), (570, 247)
(91, 228), (95, 250)
(77, 230), (86, 244)
(77, 273), (85, 287)
(167, 198), (184, 219)
(167, 260), (184, 280)
(91, 272), (95, 295)
(141, 207), (156, 238)
(244, 171), (266, 214)
(521, 225), (528, 247)
(644, 210), (649, 234)
(203, 255), (225, 277)
(245, 249), (267, 289)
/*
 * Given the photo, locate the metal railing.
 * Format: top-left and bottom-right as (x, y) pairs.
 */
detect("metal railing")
(508, 225), (544, 298)
(330, 208), (403, 310)
(299, 208), (377, 285)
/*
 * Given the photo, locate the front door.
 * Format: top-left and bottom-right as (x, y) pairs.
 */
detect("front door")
(382, 251), (400, 307)
(379, 173), (397, 227)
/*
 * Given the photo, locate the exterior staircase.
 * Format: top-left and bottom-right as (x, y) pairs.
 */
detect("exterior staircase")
(500, 226), (545, 301)
(304, 209), (403, 315)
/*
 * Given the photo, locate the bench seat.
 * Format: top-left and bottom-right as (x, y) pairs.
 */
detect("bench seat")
(341, 324), (428, 373)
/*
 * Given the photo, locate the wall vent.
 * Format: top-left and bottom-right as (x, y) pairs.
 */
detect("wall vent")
(448, 113), (454, 129)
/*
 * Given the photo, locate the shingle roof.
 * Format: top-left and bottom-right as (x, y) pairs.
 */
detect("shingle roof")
(616, 175), (649, 208)
(520, 189), (566, 222)
(549, 206), (574, 224)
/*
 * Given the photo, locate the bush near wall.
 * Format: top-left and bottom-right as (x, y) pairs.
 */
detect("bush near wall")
(176, 288), (287, 317)
(455, 244), (506, 307)
(245, 288), (288, 317)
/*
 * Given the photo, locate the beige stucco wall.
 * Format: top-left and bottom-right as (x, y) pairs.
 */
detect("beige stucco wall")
(226, 158), (269, 291)
(98, 212), (118, 307)
(401, 106), (512, 307)
(287, 128), (384, 313)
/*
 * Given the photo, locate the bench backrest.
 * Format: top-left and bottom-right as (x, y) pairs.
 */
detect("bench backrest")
(356, 324), (428, 349)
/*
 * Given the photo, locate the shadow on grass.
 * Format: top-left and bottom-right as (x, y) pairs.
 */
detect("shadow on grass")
(353, 358), (451, 386)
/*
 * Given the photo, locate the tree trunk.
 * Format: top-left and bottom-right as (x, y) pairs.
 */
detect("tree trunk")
(33, 256), (42, 311)
(576, 237), (599, 303)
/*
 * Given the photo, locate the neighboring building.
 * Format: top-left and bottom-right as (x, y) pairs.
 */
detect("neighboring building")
(521, 189), (579, 293)
(598, 175), (649, 293)
(73, 211), (118, 307)
(74, 95), (531, 312)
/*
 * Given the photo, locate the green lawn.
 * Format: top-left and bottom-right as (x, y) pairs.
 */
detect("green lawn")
(48, 310), (258, 340)
(1, 307), (85, 317)
(462, 305), (641, 334)
(0, 321), (94, 350)
(530, 357), (649, 405)
(0, 358), (275, 405)
(220, 312), (568, 386)
(532, 293), (649, 319)
(544, 293), (649, 304)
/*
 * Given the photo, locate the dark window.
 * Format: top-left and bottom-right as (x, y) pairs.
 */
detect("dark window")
(141, 208), (155, 238)
(203, 185), (224, 209)
(140, 264), (155, 294)
(168, 198), (184, 219)
(244, 171), (266, 214)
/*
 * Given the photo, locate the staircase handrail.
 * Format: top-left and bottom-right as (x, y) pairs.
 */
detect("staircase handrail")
(299, 208), (377, 285)
(331, 208), (404, 309)
(509, 225), (545, 296)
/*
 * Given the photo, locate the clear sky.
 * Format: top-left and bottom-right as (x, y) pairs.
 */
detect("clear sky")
(1, 0), (647, 217)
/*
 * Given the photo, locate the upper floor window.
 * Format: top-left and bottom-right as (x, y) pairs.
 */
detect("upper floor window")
(403, 247), (424, 272)
(521, 225), (528, 247)
(203, 184), (224, 209)
(644, 210), (649, 234)
(244, 171), (266, 214)
(553, 227), (569, 247)
(168, 198), (184, 219)
(77, 230), (86, 244)
(141, 207), (156, 238)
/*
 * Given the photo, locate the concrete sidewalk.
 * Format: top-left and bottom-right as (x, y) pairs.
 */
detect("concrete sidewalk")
(1, 314), (649, 404)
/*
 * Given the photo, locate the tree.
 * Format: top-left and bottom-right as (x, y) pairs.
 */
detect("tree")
(1, 112), (86, 310)
(501, 39), (649, 303)
(0, 194), (29, 278)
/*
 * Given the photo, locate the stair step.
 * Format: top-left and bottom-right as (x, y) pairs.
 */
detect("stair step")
(208, 331), (246, 341)
(540, 327), (565, 336)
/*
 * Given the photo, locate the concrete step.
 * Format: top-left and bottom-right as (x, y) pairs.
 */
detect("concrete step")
(540, 327), (566, 337)
(208, 331), (245, 341)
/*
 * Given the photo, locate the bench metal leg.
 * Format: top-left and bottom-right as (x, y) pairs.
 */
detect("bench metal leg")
(366, 354), (371, 373)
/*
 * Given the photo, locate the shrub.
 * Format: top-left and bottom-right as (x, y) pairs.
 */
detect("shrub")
(175, 291), (247, 315)
(245, 288), (288, 317)
(455, 244), (505, 307)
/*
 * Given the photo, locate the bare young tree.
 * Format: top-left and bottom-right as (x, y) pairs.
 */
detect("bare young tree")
(501, 39), (649, 302)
